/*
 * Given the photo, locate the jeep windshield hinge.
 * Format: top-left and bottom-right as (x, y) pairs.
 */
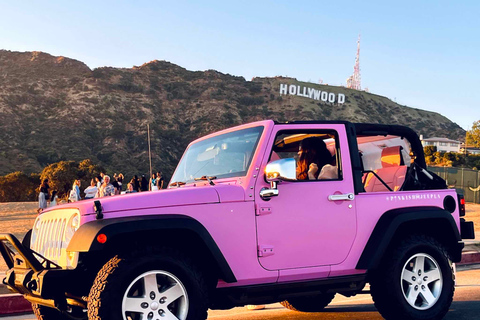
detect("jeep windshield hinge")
(258, 245), (275, 257)
(94, 200), (103, 220)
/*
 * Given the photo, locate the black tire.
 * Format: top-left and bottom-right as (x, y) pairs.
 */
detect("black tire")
(280, 293), (336, 312)
(32, 303), (87, 320)
(32, 303), (63, 320)
(370, 235), (454, 320)
(87, 247), (209, 320)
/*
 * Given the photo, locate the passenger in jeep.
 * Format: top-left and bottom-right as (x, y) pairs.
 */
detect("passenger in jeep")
(296, 137), (337, 180)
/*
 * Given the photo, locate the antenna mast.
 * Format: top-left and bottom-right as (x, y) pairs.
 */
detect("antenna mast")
(346, 34), (361, 90)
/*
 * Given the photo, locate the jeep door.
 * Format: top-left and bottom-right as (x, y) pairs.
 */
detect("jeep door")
(254, 124), (357, 271)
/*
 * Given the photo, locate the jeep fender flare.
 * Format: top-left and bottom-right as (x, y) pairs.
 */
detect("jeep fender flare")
(67, 214), (237, 283)
(356, 206), (463, 270)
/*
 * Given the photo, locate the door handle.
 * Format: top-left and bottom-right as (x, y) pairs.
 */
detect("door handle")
(328, 193), (355, 201)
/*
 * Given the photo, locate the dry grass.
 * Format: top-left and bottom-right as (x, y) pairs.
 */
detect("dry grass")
(0, 202), (479, 273)
(0, 202), (37, 272)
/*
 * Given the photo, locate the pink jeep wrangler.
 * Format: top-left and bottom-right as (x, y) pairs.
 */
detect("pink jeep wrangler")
(1, 120), (475, 320)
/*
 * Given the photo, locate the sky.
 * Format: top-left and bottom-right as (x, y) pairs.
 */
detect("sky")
(1, 0), (479, 132)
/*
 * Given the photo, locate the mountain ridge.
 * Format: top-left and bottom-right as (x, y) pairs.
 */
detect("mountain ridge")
(0, 50), (465, 178)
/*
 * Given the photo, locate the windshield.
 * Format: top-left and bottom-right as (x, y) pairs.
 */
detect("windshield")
(171, 126), (264, 184)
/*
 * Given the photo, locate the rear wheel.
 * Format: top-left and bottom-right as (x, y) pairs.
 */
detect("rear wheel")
(370, 235), (454, 320)
(280, 293), (336, 312)
(87, 248), (209, 320)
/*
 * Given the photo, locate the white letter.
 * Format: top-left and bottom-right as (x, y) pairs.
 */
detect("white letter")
(289, 85), (296, 95)
(313, 90), (321, 100)
(302, 87), (308, 97)
(296, 85), (302, 96)
(279, 84), (288, 95)
(338, 93), (345, 104)
(308, 88), (315, 98)
(328, 93), (335, 103)
(321, 91), (328, 102)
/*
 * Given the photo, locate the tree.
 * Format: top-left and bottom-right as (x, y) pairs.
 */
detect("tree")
(423, 146), (437, 165)
(466, 120), (480, 148)
(0, 172), (39, 202)
(78, 159), (105, 184)
(40, 161), (79, 199)
(40, 159), (105, 199)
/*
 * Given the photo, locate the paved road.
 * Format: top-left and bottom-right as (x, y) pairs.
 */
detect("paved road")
(3, 266), (480, 320)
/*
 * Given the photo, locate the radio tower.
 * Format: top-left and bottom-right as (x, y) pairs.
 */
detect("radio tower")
(346, 35), (361, 90)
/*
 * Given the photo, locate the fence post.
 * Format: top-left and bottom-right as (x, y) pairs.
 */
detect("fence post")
(477, 170), (480, 204)
(461, 168), (464, 190)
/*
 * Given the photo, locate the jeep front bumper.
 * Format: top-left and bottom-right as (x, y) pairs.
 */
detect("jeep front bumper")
(0, 233), (85, 310)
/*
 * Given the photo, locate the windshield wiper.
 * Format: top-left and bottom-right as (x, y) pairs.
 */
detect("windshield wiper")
(194, 176), (217, 186)
(169, 181), (186, 188)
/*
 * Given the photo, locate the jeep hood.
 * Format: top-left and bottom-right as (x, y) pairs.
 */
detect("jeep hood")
(46, 184), (245, 216)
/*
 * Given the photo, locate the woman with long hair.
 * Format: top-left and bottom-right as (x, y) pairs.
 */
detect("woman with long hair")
(38, 179), (49, 209)
(150, 173), (158, 191)
(50, 190), (58, 206)
(69, 179), (81, 202)
(296, 137), (335, 180)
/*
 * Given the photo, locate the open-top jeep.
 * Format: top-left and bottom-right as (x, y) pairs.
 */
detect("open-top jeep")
(0, 120), (475, 320)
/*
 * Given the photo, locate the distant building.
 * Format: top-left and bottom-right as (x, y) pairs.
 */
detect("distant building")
(460, 144), (480, 155)
(420, 136), (461, 153)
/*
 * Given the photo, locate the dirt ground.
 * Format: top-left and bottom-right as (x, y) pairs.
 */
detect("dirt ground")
(0, 202), (479, 273)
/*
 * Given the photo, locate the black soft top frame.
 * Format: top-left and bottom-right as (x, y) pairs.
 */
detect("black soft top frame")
(353, 123), (426, 169)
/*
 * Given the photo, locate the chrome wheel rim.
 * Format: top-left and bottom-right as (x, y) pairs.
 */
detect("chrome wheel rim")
(122, 270), (189, 320)
(401, 253), (443, 310)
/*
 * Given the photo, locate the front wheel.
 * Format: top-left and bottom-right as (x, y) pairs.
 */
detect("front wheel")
(87, 248), (209, 320)
(370, 235), (454, 320)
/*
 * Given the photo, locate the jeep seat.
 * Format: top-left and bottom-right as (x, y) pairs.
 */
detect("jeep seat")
(364, 146), (407, 192)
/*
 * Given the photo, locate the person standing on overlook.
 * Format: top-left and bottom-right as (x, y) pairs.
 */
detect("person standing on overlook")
(50, 191), (58, 206)
(84, 179), (98, 200)
(133, 175), (141, 192)
(69, 180), (81, 202)
(140, 175), (148, 191)
(96, 175), (115, 197)
(156, 172), (164, 189)
(150, 173), (158, 191)
(38, 179), (49, 210)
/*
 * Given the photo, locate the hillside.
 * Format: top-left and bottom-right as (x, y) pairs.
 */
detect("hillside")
(0, 50), (465, 179)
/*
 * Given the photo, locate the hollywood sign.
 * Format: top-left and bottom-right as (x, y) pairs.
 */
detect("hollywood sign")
(279, 83), (345, 104)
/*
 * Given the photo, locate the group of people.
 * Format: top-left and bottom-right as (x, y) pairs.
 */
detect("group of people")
(128, 172), (165, 192)
(38, 171), (165, 211)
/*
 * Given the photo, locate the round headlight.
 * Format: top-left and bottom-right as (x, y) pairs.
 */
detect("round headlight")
(71, 215), (80, 230)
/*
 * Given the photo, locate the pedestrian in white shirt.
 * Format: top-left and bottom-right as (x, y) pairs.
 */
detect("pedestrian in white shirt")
(84, 179), (98, 200)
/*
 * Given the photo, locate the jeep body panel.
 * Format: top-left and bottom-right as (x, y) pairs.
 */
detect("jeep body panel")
(67, 215), (238, 282)
(329, 189), (462, 277)
(254, 123), (357, 277)
(67, 192), (278, 287)
(356, 206), (462, 270)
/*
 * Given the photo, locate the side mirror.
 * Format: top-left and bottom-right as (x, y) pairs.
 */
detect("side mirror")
(260, 158), (296, 200)
(265, 158), (296, 182)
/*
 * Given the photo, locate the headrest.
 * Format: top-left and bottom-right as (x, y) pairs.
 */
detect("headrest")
(381, 146), (404, 168)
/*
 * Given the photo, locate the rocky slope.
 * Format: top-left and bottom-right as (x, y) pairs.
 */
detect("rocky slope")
(0, 50), (465, 178)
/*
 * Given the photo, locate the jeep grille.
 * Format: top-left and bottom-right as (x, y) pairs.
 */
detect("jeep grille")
(30, 209), (80, 269)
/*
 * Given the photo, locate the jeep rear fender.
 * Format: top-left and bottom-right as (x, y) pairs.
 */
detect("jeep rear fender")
(356, 207), (463, 270)
(67, 215), (236, 283)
